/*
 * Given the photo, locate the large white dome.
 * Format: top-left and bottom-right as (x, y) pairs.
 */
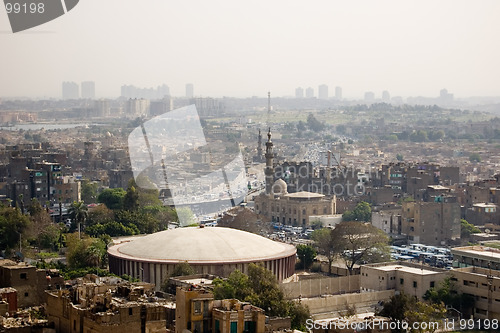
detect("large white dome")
(108, 227), (296, 264)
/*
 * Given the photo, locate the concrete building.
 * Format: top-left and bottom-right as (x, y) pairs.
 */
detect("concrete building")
(318, 84), (329, 100)
(450, 266), (500, 320)
(364, 92), (375, 103)
(335, 86), (342, 100)
(254, 179), (336, 227)
(186, 83), (194, 98)
(176, 287), (265, 333)
(382, 90), (390, 103)
(149, 98), (173, 117)
(46, 276), (174, 333)
(451, 245), (500, 271)
(295, 87), (304, 98)
(360, 262), (448, 299)
(108, 227), (296, 289)
(125, 98), (150, 118)
(466, 203), (499, 226)
(93, 100), (110, 117)
(0, 259), (63, 309)
(305, 87), (314, 98)
(371, 208), (401, 235)
(81, 81), (95, 99)
(62, 82), (79, 100)
(401, 200), (461, 246)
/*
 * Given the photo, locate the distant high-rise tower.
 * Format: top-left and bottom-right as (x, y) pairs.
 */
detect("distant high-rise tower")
(81, 81), (95, 99)
(62, 82), (79, 100)
(439, 88), (454, 105)
(364, 91), (375, 102)
(305, 87), (314, 98)
(295, 87), (304, 98)
(318, 84), (328, 100)
(186, 84), (194, 98)
(157, 84), (170, 98)
(335, 86), (342, 100)
(382, 90), (390, 103)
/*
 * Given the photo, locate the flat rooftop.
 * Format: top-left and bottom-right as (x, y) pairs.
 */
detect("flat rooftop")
(452, 246), (500, 261)
(373, 264), (441, 276)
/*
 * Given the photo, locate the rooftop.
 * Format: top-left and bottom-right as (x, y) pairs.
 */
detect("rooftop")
(109, 227), (296, 263)
(451, 245), (500, 261)
(284, 191), (325, 199)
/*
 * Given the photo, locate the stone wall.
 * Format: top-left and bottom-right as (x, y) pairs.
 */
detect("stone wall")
(281, 275), (360, 299)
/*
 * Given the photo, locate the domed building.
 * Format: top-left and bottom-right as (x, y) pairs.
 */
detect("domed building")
(254, 130), (336, 227)
(108, 227), (296, 290)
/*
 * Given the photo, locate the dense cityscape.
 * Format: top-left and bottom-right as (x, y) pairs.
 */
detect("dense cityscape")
(0, 82), (500, 333)
(2, 1), (500, 332)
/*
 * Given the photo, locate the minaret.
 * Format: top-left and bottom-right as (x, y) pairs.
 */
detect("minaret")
(268, 91), (271, 114)
(257, 129), (263, 162)
(265, 128), (274, 195)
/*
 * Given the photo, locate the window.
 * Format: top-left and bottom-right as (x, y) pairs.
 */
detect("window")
(400, 278), (404, 285)
(244, 321), (256, 333)
(24, 292), (28, 297)
(413, 281), (417, 288)
(430, 281), (435, 288)
(20, 273), (27, 279)
(194, 301), (201, 314)
(215, 320), (220, 333)
(230, 322), (237, 333)
(129, 308), (133, 315)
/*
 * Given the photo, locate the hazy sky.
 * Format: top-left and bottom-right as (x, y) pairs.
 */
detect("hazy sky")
(1, 0), (500, 99)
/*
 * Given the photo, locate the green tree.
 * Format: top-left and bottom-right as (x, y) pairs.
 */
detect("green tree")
(311, 228), (336, 275)
(377, 292), (446, 333)
(332, 221), (390, 274)
(396, 153), (404, 161)
(170, 261), (195, 277)
(409, 130), (428, 142)
(68, 201), (88, 237)
(65, 233), (107, 269)
(342, 201), (372, 222)
(423, 277), (475, 317)
(0, 205), (31, 255)
(27, 198), (57, 250)
(306, 113), (325, 131)
(98, 188), (126, 210)
(213, 270), (252, 301)
(81, 180), (98, 204)
(460, 219), (480, 239)
(212, 264), (310, 330)
(296, 121), (306, 132)
(123, 185), (139, 211)
(469, 153), (481, 163)
(296, 244), (317, 270)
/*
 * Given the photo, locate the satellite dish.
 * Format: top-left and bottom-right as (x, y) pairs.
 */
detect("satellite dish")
(485, 229), (491, 234)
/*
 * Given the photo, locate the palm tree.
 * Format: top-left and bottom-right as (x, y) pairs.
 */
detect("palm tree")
(68, 201), (88, 239)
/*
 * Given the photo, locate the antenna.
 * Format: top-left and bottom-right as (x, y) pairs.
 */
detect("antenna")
(267, 91), (271, 130)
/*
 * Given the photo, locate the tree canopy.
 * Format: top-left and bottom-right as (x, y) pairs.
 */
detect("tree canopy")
(98, 188), (126, 210)
(342, 201), (371, 222)
(333, 221), (390, 274)
(296, 244), (317, 270)
(212, 264), (310, 330)
(377, 292), (446, 333)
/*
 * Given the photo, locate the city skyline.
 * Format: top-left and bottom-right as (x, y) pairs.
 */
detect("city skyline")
(1, 1), (500, 99)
